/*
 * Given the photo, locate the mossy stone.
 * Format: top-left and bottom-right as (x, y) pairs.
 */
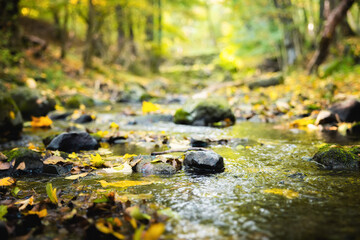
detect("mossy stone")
(65, 95), (95, 109)
(10, 87), (56, 120)
(0, 92), (23, 141)
(173, 98), (235, 127)
(4, 148), (43, 175)
(312, 145), (359, 170)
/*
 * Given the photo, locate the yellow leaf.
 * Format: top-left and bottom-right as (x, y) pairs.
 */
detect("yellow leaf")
(290, 117), (315, 129)
(110, 122), (119, 129)
(31, 116), (53, 128)
(9, 111), (15, 120)
(112, 232), (125, 240)
(97, 130), (109, 138)
(98, 180), (153, 188)
(46, 183), (58, 204)
(55, 104), (65, 111)
(0, 177), (15, 186)
(16, 196), (34, 211)
(263, 188), (299, 199)
(65, 172), (89, 180)
(144, 223), (165, 240)
(28, 208), (47, 218)
(128, 206), (151, 221)
(68, 152), (78, 159)
(90, 153), (105, 167)
(95, 221), (113, 234)
(142, 101), (160, 115)
(123, 154), (137, 159)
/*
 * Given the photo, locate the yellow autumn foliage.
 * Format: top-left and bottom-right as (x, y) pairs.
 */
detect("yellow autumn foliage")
(31, 116), (53, 128)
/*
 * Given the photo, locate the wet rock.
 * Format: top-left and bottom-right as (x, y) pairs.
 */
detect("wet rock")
(74, 114), (94, 124)
(10, 87), (55, 120)
(312, 145), (359, 170)
(190, 138), (209, 148)
(133, 156), (177, 175)
(46, 132), (99, 152)
(42, 164), (72, 175)
(49, 111), (72, 120)
(347, 123), (360, 137)
(184, 150), (225, 174)
(64, 94), (95, 109)
(4, 148), (43, 176)
(329, 99), (360, 122)
(174, 98), (235, 127)
(0, 93), (23, 141)
(315, 110), (338, 125)
(248, 75), (284, 89)
(116, 83), (149, 103)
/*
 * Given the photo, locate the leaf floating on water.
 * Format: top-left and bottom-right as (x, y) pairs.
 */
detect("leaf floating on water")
(143, 223), (165, 240)
(123, 154), (137, 159)
(142, 101), (160, 115)
(0, 177), (15, 186)
(102, 163), (133, 174)
(263, 188), (299, 199)
(0, 205), (7, 221)
(46, 182), (58, 204)
(28, 208), (47, 218)
(65, 172), (89, 180)
(30, 116), (53, 128)
(98, 180), (153, 189)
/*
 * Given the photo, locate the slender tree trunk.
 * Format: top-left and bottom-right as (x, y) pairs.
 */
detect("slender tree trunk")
(146, 0), (154, 42)
(307, 0), (355, 74)
(273, 0), (302, 67)
(157, 0), (162, 50)
(205, 3), (217, 48)
(60, 0), (69, 59)
(0, 0), (21, 54)
(128, 9), (137, 56)
(83, 0), (95, 69)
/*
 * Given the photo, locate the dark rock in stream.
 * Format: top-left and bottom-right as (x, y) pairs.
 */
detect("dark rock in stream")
(46, 132), (99, 152)
(0, 93), (23, 141)
(49, 111), (72, 120)
(174, 98), (235, 127)
(133, 156), (177, 175)
(315, 110), (338, 125)
(74, 114), (94, 124)
(10, 87), (56, 120)
(312, 145), (360, 170)
(329, 99), (360, 123)
(184, 150), (225, 174)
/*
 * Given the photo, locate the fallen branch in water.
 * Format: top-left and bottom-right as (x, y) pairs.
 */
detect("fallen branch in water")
(151, 147), (207, 156)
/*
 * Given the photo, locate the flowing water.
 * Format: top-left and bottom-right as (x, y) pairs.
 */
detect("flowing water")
(9, 105), (360, 240)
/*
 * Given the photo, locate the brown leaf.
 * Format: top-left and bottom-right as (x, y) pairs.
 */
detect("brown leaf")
(0, 161), (10, 170)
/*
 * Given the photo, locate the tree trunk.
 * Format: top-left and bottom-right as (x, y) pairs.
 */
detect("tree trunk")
(60, 0), (69, 59)
(0, 0), (21, 53)
(307, 0), (355, 74)
(83, 0), (95, 69)
(128, 9), (137, 56)
(146, 0), (154, 42)
(273, 0), (302, 67)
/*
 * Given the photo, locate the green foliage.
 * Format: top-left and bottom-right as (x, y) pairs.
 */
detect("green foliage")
(0, 205), (7, 221)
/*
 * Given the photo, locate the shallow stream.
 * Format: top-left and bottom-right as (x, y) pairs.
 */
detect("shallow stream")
(9, 105), (360, 239)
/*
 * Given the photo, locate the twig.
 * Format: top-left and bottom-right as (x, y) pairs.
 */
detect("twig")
(151, 147), (207, 156)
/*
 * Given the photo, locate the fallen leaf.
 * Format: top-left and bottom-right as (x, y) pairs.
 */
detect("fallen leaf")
(9, 111), (15, 120)
(98, 180), (153, 188)
(127, 206), (151, 221)
(65, 172), (89, 180)
(102, 163), (132, 174)
(0, 161), (10, 170)
(263, 188), (299, 199)
(144, 223), (165, 240)
(63, 209), (77, 220)
(28, 208), (47, 218)
(142, 101), (160, 115)
(0, 205), (7, 221)
(90, 153), (105, 168)
(110, 122), (119, 129)
(43, 155), (67, 164)
(46, 182), (58, 204)
(123, 154), (137, 159)
(15, 196), (34, 211)
(31, 116), (53, 128)
(0, 177), (15, 186)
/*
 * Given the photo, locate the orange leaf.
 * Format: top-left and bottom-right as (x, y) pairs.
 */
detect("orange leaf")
(31, 116), (52, 128)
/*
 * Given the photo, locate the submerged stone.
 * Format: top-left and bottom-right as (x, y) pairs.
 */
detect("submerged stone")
(174, 98), (235, 127)
(74, 114), (94, 124)
(184, 150), (225, 174)
(312, 145), (359, 170)
(133, 156), (177, 175)
(46, 132), (99, 152)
